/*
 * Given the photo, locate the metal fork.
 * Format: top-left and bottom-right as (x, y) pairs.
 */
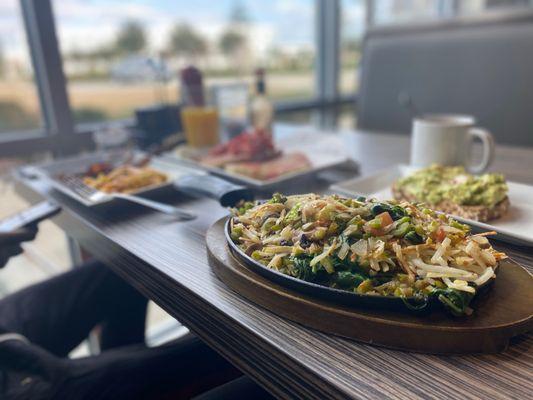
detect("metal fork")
(60, 175), (196, 220)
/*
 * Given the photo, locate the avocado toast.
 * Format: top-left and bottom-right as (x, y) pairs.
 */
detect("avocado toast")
(392, 165), (509, 222)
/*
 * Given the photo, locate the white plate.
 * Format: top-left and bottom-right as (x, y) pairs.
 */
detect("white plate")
(331, 164), (533, 247)
(32, 152), (195, 207)
(162, 131), (352, 189)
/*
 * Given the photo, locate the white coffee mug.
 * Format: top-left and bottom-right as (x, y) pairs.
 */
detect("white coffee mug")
(410, 114), (495, 173)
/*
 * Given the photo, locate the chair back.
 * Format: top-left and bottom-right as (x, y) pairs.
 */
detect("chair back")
(357, 11), (533, 146)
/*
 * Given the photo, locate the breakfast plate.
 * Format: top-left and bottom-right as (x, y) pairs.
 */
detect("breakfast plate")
(26, 152), (172, 206)
(225, 218), (498, 315)
(226, 193), (511, 316)
(207, 217), (533, 354)
(162, 131), (354, 189)
(331, 164), (533, 246)
(28, 152), (251, 208)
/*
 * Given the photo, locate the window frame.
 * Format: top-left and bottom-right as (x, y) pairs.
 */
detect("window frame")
(1, 0), (354, 157)
(0, 0), (96, 157)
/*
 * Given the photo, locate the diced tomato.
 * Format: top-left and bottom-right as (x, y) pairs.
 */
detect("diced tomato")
(365, 226), (380, 236)
(377, 212), (393, 228)
(364, 212), (393, 236)
(435, 228), (446, 242)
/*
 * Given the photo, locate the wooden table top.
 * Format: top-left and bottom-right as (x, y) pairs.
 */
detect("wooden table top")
(14, 128), (533, 400)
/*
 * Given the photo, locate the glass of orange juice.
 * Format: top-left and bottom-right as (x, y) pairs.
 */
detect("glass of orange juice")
(181, 106), (220, 148)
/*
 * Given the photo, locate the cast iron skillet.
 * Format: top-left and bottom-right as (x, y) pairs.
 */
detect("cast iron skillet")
(225, 217), (494, 314)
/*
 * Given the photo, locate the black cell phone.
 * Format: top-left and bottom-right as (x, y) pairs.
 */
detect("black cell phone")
(0, 201), (61, 233)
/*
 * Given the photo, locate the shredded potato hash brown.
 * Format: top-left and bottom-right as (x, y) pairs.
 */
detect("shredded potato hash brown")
(83, 165), (167, 193)
(230, 193), (507, 316)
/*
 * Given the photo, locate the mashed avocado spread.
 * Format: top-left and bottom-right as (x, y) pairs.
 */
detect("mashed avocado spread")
(397, 165), (508, 207)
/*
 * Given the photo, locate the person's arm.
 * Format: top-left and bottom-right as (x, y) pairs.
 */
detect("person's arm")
(0, 227), (38, 268)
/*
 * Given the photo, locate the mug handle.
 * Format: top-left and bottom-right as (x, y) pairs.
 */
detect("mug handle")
(468, 128), (495, 174)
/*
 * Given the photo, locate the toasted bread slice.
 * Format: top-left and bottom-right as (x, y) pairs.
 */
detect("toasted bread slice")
(225, 152), (311, 181)
(392, 184), (510, 222)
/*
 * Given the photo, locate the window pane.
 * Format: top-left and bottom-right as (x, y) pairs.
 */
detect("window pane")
(53, 0), (316, 126)
(0, 0), (43, 133)
(206, 0), (316, 102)
(459, 0), (533, 16)
(372, 0), (441, 26)
(340, 0), (366, 94)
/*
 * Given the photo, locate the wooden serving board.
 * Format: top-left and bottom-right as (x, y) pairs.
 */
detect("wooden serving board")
(207, 218), (533, 354)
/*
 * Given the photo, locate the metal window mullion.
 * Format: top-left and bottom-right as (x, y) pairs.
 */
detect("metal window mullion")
(21, 0), (76, 156)
(365, 0), (375, 27)
(315, 0), (340, 102)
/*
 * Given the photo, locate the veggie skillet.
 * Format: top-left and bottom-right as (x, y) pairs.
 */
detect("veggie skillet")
(229, 193), (507, 316)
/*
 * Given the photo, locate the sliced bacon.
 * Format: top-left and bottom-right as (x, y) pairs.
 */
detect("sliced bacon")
(202, 128), (278, 166)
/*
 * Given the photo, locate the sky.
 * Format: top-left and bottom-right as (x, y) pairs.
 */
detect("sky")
(0, 0), (365, 63)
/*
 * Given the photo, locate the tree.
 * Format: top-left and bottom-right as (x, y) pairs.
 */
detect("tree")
(218, 1), (249, 64)
(115, 20), (147, 54)
(229, 0), (250, 24)
(219, 29), (245, 57)
(168, 23), (207, 58)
